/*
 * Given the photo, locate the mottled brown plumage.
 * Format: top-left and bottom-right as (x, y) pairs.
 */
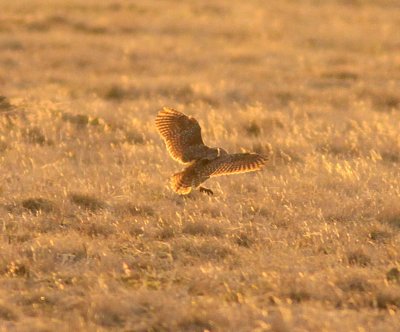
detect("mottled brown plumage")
(156, 107), (267, 195)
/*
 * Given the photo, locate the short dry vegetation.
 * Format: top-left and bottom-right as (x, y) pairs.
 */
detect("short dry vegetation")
(1, 0), (400, 331)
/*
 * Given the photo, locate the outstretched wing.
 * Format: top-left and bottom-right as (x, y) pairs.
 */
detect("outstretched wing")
(203, 153), (268, 177)
(155, 107), (212, 164)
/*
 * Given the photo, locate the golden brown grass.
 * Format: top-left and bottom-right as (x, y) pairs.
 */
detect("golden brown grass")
(1, 0), (400, 331)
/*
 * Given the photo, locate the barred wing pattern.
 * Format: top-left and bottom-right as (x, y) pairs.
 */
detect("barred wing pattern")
(204, 153), (268, 177)
(170, 153), (267, 194)
(155, 108), (268, 195)
(155, 107), (212, 164)
(170, 171), (193, 195)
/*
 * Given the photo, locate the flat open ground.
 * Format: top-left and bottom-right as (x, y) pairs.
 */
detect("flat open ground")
(1, 0), (400, 331)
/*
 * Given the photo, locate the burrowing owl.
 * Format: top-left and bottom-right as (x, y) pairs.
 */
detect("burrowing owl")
(156, 107), (267, 195)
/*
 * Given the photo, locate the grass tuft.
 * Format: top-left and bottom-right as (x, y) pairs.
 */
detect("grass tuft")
(23, 127), (47, 145)
(62, 112), (89, 126)
(0, 303), (19, 321)
(21, 198), (56, 213)
(69, 193), (106, 212)
(104, 85), (128, 100)
(288, 287), (311, 303)
(376, 289), (400, 309)
(347, 250), (371, 267)
(233, 232), (254, 248)
(337, 275), (372, 292)
(182, 220), (223, 237)
(244, 122), (261, 137)
(3, 261), (30, 278)
(386, 268), (400, 283)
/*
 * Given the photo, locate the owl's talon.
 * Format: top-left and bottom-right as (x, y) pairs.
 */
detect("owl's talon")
(199, 187), (213, 196)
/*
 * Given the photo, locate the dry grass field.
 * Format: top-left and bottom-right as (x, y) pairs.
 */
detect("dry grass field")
(1, 0), (400, 331)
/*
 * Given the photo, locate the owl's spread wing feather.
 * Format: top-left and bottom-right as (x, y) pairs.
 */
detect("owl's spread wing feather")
(169, 153), (267, 194)
(155, 107), (212, 163)
(204, 153), (268, 177)
(170, 171), (193, 195)
(170, 163), (208, 195)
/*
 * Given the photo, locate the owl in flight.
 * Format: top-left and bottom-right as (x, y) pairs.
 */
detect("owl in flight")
(155, 107), (267, 195)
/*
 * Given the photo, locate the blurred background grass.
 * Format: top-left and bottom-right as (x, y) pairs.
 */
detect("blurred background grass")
(0, 1), (400, 331)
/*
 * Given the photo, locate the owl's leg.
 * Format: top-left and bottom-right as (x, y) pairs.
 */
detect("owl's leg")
(199, 186), (213, 196)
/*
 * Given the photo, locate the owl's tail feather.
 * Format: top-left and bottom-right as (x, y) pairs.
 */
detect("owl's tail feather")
(170, 172), (192, 195)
